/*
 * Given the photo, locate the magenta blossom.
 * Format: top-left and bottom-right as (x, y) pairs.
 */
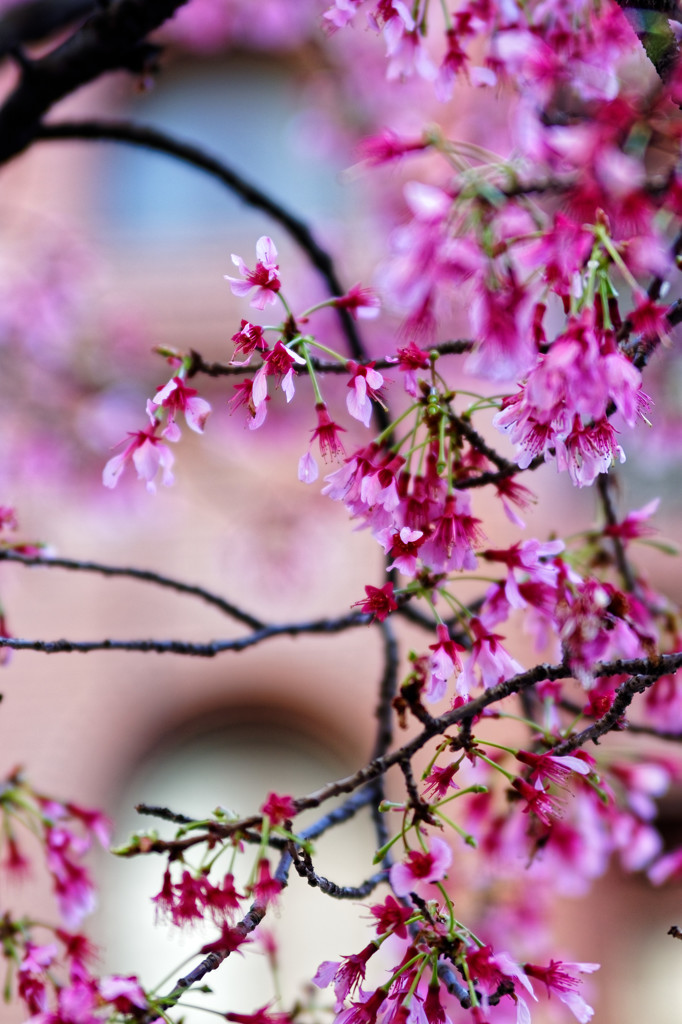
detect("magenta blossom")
(225, 236), (281, 310)
(103, 427), (174, 493)
(346, 362), (385, 427)
(311, 403), (346, 461)
(260, 792), (296, 826)
(351, 582), (398, 622)
(150, 376), (211, 440)
(422, 762), (460, 801)
(369, 895), (412, 939)
(427, 624), (465, 702)
(99, 975), (147, 1012)
(389, 836), (452, 896)
(524, 960), (599, 1023)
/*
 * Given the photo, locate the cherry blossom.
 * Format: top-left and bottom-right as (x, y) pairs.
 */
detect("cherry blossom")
(225, 236), (282, 310)
(351, 582), (398, 622)
(389, 836), (453, 896)
(150, 376), (211, 440)
(102, 427), (174, 493)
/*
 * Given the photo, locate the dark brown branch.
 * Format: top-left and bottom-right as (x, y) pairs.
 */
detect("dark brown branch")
(596, 475), (637, 593)
(35, 118), (371, 365)
(0, 549), (265, 630)
(370, 620), (399, 762)
(135, 803), (194, 825)
(157, 901), (267, 1014)
(120, 653), (682, 862)
(449, 411), (516, 474)
(288, 842), (387, 899)
(0, 0), (95, 54)
(187, 339), (475, 379)
(550, 674), (656, 754)
(0, 0), (191, 165)
(0, 610), (372, 656)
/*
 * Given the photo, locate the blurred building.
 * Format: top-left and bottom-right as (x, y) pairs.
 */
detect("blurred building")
(0, 17), (681, 1024)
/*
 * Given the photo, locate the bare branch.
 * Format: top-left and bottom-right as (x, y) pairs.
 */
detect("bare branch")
(0, 549), (265, 630)
(550, 674), (657, 754)
(187, 339), (475, 379)
(0, 610), (373, 657)
(35, 118), (372, 364)
(0, 1), (191, 164)
(596, 474), (638, 593)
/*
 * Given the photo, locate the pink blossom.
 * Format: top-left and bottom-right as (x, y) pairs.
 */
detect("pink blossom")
(369, 895), (412, 938)
(395, 341), (430, 396)
(458, 618), (524, 696)
(103, 427), (174, 493)
(150, 376), (211, 440)
(420, 492), (484, 572)
(261, 792), (296, 826)
(225, 1004), (293, 1024)
(334, 987), (388, 1024)
(298, 451), (319, 484)
(231, 319), (268, 364)
(99, 975), (147, 1012)
(356, 129), (428, 166)
(230, 378), (269, 429)
(648, 847), (682, 885)
(17, 943), (57, 1014)
(511, 777), (561, 827)
(314, 942), (379, 1008)
(603, 498), (659, 542)
(333, 285), (381, 319)
(253, 341), (305, 406)
(524, 960), (599, 1023)
(351, 582), (398, 622)
(225, 236), (281, 310)
(44, 826), (97, 928)
(200, 923), (251, 956)
(377, 526), (425, 576)
(556, 417), (625, 488)
(466, 273), (535, 382)
(311, 403), (346, 460)
(346, 362), (385, 427)
(422, 762), (460, 801)
(515, 750), (592, 787)
(426, 623), (465, 702)
(389, 836), (452, 896)
(28, 981), (99, 1024)
(250, 858), (281, 907)
(323, 0), (363, 31)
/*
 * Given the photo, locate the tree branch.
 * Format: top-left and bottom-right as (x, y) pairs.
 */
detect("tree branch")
(596, 474), (637, 593)
(0, 548), (265, 630)
(186, 339), (475, 379)
(0, 0), (191, 165)
(35, 118), (372, 363)
(550, 674), (656, 754)
(0, 610), (374, 657)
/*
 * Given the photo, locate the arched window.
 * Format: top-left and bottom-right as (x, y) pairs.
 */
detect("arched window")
(98, 707), (377, 1020)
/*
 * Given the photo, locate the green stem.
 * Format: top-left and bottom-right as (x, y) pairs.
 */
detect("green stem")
(300, 342), (324, 405)
(433, 808), (477, 848)
(475, 752), (515, 782)
(375, 403), (422, 447)
(303, 338), (347, 363)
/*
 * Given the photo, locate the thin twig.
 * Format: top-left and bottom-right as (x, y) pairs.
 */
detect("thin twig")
(0, 549), (265, 630)
(0, 610), (371, 657)
(35, 119), (371, 365)
(551, 674), (656, 754)
(288, 842), (387, 899)
(0, 0), (192, 164)
(596, 475), (637, 593)
(188, 339), (475, 379)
